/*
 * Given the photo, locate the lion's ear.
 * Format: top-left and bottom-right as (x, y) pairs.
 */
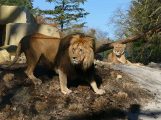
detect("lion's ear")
(86, 37), (95, 48)
(112, 43), (117, 48)
(72, 34), (80, 39)
(70, 34), (80, 44)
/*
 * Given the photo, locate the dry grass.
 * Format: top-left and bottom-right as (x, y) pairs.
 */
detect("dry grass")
(0, 64), (153, 120)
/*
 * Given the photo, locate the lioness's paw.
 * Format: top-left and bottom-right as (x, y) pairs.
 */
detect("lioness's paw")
(33, 79), (42, 86)
(95, 89), (105, 95)
(61, 88), (72, 95)
(136, 63), (143, 66)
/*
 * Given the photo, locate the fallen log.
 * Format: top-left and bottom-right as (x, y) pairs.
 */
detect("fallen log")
(95, 24), (161, 53)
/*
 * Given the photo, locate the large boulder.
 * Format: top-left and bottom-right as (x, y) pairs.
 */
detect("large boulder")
(0, 49), (10, 64)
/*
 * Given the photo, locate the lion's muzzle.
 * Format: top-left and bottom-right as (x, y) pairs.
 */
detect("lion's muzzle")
(71, 57), (80, 64)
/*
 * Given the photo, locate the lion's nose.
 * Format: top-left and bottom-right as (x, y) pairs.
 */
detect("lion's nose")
(73, 57), (76, 60)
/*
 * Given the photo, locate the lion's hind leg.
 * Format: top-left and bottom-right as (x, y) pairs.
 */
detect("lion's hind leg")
(25, 52), (42, 86)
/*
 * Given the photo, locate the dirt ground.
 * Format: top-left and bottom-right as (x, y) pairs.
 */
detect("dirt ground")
(0, 64), (153, 120)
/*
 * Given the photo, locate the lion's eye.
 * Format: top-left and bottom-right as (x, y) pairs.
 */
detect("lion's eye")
(79, 48), (83, 53)
(72, 48), (75, 52)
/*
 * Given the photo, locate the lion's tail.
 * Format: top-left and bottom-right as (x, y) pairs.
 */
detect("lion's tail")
(8, 42), (22, 67)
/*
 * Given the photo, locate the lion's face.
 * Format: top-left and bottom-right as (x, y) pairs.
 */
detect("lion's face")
(113, 43), (126, 57)
(68, 35), (95, 70)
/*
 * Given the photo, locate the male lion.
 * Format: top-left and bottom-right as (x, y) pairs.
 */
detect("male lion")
(107, 43), (132, 64)
(10, 33), (105, 95)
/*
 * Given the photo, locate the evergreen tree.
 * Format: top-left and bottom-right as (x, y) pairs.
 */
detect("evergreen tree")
(128, 0), (161, 64)
(43, 0), (89, 31)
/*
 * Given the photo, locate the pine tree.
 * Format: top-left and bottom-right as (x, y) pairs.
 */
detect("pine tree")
(43, 0), (89, 31)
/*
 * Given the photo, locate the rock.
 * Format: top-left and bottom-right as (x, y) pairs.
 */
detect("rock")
(3, 73), (15, 88)
(0, 49), (10, 64)
(113, 92), (128, 99)
(116, 74), (122, 80)
(147, 62), (161, 69)
(11, 53), (26, 64)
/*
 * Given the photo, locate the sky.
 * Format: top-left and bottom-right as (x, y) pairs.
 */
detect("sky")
(33, 0), (131, 39)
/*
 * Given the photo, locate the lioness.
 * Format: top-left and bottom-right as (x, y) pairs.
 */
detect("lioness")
(107, 43), (132, 64)
(10, 33), (105, 95)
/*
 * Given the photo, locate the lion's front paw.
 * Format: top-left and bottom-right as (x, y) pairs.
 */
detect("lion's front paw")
(61, 88), (72, 95)
(95, 89), (105, 95)
(33, 78), (42, 86)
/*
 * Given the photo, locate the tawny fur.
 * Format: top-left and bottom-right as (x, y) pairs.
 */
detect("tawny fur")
(10, 33), (105, 95)
(9, 33), (60, 85)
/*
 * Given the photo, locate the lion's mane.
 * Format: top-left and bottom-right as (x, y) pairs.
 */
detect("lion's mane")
(56, 33), (95, 76)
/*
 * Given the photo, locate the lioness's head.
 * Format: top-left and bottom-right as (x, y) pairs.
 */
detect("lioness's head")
(113, 43), (126, 57)
(68, 34), (95, 70)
